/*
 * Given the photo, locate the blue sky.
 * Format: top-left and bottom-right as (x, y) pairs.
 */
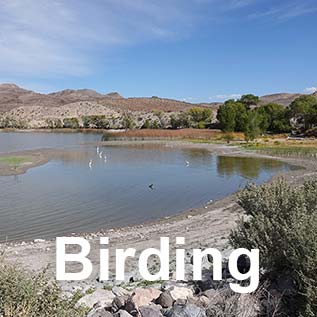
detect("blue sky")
(0, 0), (316, 102)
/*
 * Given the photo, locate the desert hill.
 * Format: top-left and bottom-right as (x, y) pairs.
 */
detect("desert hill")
(0, 83), (312, 129)
(0, 83), (218, 114)
(259, 93), (302, 107)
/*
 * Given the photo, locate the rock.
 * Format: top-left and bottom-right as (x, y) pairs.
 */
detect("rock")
(112, 295), (129, 312)
(112, 286), (130, 297)
(88, 307), (113, 317)
(130, 288), (161, 308)
(165, 303), (206, 317)
(156, 291), (174, 308)
(170, 287), (193, 301)
(77, 289), (115, 309)
(124, 299), (138, 316)
(139, 305), (163, 317)
(114, 310), (133, 317)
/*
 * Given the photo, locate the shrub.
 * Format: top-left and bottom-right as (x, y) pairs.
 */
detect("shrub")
(82, 115), (109, 129)
(0, 117), (28, 129)
(121, 113), (135, 129)
(170, 112), (191, 129)
(63, 118), (79, 129)
(141, 118), (151, 129)
(230, 178), (317, 316)
(45, 118), (63, 129)
(0, 261), (87, 316)
(188, 107), (212, 128)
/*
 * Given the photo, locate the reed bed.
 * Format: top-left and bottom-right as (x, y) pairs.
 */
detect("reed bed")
(103, 129), (244, 142)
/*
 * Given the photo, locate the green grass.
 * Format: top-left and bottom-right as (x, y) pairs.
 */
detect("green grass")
(242, 143), (317, 158)
(0, 156), (30, 166)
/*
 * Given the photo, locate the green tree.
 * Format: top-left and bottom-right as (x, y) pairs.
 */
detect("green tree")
(217, 101), (237, 132)
(257, 103), (291, 133)
(121, 113), (135, 129)
(242, 110), (262, 141)
(170, 115), (180, 129)
(62, 118), (79, 129)
(188, 107), (212, 128)
(217, 100), (247, 132)
(239, 94), (259, 107)
(289, 95), (317, 116)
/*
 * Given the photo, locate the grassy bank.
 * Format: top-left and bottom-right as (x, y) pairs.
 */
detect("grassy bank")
(242, 139), (317, 158)
(0, 156), (31, 166)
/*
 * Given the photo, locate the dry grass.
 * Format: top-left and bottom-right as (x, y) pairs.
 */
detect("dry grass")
(103, 128), (244, 141)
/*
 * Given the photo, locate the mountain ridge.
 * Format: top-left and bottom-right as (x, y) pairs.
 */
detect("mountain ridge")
(0, 83), (309, 114)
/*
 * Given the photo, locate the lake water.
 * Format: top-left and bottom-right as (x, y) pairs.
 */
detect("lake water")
(0, 132), (294, 242)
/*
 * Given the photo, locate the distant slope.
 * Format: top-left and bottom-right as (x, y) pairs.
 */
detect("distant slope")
(0, 83), (218, 114)
(259, 93), (302, 107)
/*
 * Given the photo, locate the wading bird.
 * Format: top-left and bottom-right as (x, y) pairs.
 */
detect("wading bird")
(89, 160), (93, 169)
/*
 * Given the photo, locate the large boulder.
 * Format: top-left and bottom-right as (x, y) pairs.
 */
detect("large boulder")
(77, 289), (115, 310)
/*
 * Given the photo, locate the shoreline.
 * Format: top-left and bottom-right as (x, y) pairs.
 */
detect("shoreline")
(0, 140), (316, 291)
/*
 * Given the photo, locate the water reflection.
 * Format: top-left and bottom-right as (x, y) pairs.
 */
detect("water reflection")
(216, 156), (285, 179)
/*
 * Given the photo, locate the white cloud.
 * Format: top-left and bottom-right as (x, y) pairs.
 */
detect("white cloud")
(0, 0), (269, 81)
(210, 94), (242, 101)
(304, 87), (317, 94)
(249, 1), (317, 22)
(0, 0), (198, 78)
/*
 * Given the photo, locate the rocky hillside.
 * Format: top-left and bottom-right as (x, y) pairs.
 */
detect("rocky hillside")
(0, 83), (217, 114)
(259, 93), (302, 107)
(0, 83), (309, 129)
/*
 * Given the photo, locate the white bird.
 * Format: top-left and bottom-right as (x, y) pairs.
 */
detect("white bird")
(99, 151), (103, 158)
(186, 161), (190, 166)
(88, 160), (93, 169)
(104, 155), (107, 163)
(96, 147), (99, 154)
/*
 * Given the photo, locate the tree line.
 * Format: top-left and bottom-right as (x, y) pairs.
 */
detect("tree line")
(217, 94), (317, 140)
